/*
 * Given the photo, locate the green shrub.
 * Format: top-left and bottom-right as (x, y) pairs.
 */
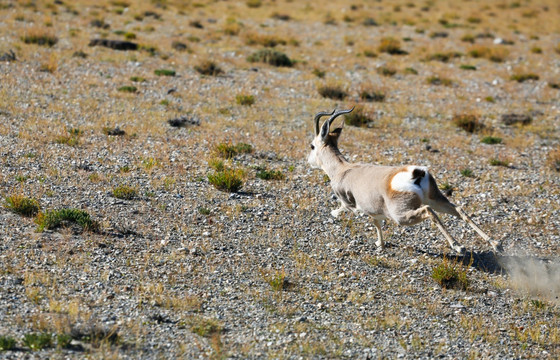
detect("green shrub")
(117, 85), (137, 93)
(460, 64), (477, 70)
(432, 258), (469, 290)
(256, 169), (285, 180)
(426, 52), (461, 62)
(481, 136), (502, 145)
(403, 67), (417, 75)
(194, 60), (223, 76)
(35, 208), (96, 232)
(452, 114), (484, 133)
(317, 85), (347, 100)
(0, 336), (17, 351)
(56, 334), (72, 349)
(312, 68), (326, 78)
(460, 168), (474, 177)
(191, 318), (223, 337)
(510, 73), (539, 82)
(4, 195), (40, 217)
(130, 76), (146, 82)
(247, 49), (293, 67)
(154, 69), (176, 76)
(489, 158), (508, 167)
(208, 158), (225, 171)
(23, 333), (53, 351)
(427, 75), (453, 86)
(112, 185), (137, 200)
(236, 94), (255, 106)
(213, 142), (253, 159)
(208, 169), (244, 193)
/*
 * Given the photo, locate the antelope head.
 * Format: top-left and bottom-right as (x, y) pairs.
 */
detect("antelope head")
(307, 107), (354, 169)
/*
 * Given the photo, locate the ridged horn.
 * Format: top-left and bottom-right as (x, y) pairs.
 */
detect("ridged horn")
(327, 107), (355, 127)
(314, 109), (336, 136)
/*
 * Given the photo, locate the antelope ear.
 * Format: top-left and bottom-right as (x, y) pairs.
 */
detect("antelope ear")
(331, 119), (344, 136)
(319, 119), (330, 142)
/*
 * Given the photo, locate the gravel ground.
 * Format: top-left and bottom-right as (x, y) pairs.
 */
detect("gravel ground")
(1, 0), (560, 358)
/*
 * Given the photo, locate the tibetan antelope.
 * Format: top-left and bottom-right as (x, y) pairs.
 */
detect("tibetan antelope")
(307, 107), (502, 254)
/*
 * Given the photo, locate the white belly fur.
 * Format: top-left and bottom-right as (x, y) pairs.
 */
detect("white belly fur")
(390, 166), (429, 201)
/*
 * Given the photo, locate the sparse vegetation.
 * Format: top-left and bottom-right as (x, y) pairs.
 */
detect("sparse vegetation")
(548, 147), (560, 171)
(427, 75), (453, 86)
(460, 64), (477, 70)
(4, 195), (40, 217)
(213, 142), (253, 159)
(432, 258), (469, 290)
(376, 65), (396, 77)
(468, 45), (508, 62)
(208, 168), (244, 193)
(460, 168), (474, 177)
(118, 85), (137, 93)
(236, 94), (255, 106)
(452, 114), (484, 133)
(21, 29), (58, 46)
(0, 336), (17, 351)
(22, 333), (53, 351)
(35, 208), (96, 232)
(317, 84), (347, 100)
(112, 185), (137, 200)
(154, 69), (176, 76)
(247, 49), (293, 67)
(256, 169), (285, 180)
(191, 317), (223, 337)
(481, 136), (502, 145)
(510, 73), (540, 82)
(378, 37), (407, 55)
(360, 88), (385, 102)
(489, 158), (509, 167)
(194, 60), (224, 76)
(344, 107), (372, 127)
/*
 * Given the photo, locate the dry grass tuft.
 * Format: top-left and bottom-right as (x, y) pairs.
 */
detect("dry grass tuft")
(317, 84), (347, 100)
(452, 114), (484, 133)
(21, 28), (58, 47)
(378, 37), (407, 55)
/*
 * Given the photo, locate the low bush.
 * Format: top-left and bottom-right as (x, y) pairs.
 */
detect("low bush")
(194, 60), (223, 76)
(208, 169), (244, 193)
(4, 195), (40, 217)
(35, 208), (96, 232)
(452, 114), (484, 133)
(112, 185), (137, 200)
(154, 69), (176, 76)
(247, 49), (293, 67)
(432, 258), (469, 290)
(317, 84), (347, 100)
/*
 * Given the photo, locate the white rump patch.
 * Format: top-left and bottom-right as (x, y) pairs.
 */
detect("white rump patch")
(390, 166), (429, 200)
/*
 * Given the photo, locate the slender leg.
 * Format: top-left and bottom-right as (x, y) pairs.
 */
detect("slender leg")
(395, 205), (465, 254)
(372, 219), (384, 249)
(455, 206), (502, 252)
(331, 204), (346, 218)
(425, 207), (466, 254)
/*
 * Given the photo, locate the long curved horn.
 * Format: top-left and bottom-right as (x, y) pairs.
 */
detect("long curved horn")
(314, 109), (336, 135)
(327, 107), (355, 127)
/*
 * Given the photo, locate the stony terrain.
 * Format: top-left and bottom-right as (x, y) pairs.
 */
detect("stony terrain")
(1, 0), (560, 358)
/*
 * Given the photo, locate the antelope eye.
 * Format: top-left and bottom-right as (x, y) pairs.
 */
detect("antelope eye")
(310, 144), (315, 150)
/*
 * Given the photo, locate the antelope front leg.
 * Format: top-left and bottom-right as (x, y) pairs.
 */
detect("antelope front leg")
(331, 204), (346, 218)
(372, 219), (384, 250)
(456, 206), (503, 252)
